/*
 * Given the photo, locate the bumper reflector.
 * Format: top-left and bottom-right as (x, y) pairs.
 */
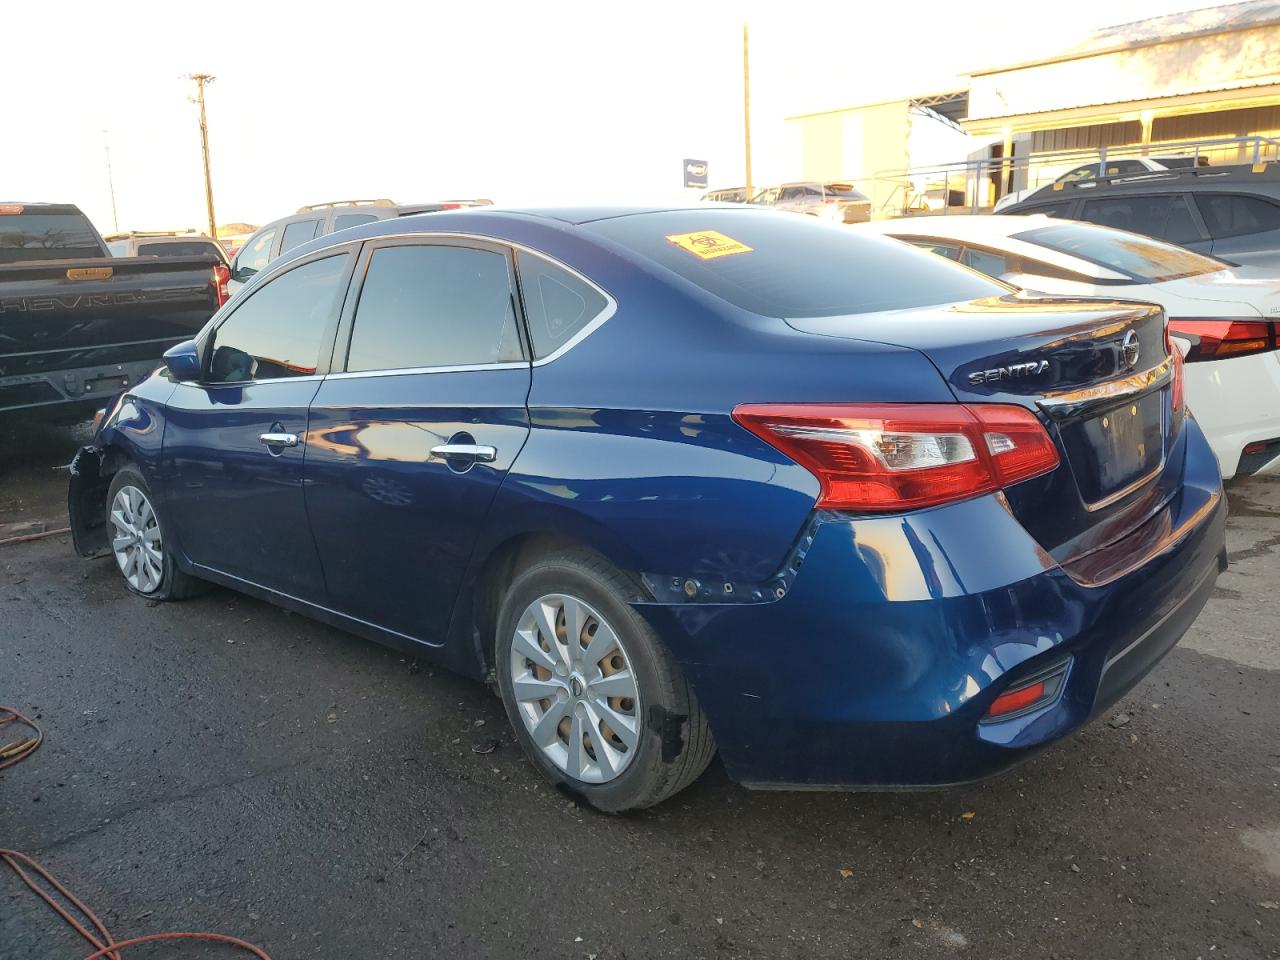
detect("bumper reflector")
(982, 663), (1069, 722)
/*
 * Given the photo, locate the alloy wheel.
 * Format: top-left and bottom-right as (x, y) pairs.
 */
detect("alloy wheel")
(509, 593), (641, 784)
(110, 485), (163, 594)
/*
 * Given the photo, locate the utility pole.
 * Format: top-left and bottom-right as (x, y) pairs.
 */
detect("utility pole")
(187, 73), (218, 239)
(742, 23), (753, 201)
(102, 130), (119, 234)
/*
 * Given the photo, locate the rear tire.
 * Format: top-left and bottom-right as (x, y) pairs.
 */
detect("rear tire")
(495, 549), (715, 812)
(105, 466), (203, 601)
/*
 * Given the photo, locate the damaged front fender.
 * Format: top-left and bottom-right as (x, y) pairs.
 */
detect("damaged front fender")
(68, 445), (109, 558)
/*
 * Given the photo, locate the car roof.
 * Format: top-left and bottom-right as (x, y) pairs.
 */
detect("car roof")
(1016, 163), (1280, 205)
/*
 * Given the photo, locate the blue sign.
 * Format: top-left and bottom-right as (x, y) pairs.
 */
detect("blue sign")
(683, 159), (708, 189)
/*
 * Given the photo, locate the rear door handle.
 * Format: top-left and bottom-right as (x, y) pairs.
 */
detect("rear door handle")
(430, 443), (497, 463)
(259, 432), (299, 447)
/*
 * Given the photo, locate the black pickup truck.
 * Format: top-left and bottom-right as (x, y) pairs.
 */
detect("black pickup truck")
(0, 202), (226, 419)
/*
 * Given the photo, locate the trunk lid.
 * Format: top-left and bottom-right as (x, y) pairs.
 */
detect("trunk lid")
(786, 294), (1180, 559)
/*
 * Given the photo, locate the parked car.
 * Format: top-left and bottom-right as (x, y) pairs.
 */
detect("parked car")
(105, 231), (229, 266)
(999, 163), (1280, 272)
(751, 182), (872, 223)
(226, 198), (493, 295)
(69, 207), (1225, 811)
(701, 187), (751, 203)
(994, 155), (1210, 212)
(859, 214), (1280, 479)
(0, 202), (226, 419)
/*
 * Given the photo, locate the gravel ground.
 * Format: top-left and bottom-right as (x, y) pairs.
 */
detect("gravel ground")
(1, 422), (1277, 960)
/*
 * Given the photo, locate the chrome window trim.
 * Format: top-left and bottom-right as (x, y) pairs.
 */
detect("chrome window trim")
(326, 361), (527, 381)
(174, 374), (327, 388)
(335, 231), (618, 370)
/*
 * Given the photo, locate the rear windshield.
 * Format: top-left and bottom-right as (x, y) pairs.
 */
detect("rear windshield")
(1013, 222), (1224, 283)
(0, 210), (103, 262)
(582, 211), (1005, 317)
(137, 240), (223, 259)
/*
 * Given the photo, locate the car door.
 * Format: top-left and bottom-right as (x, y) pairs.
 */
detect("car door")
(160, 247), (356, 599)
(304, 237), (532, 644)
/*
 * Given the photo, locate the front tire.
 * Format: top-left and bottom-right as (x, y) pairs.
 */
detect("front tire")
(495, 549), (715, 812)
(106, 466), (202, 600)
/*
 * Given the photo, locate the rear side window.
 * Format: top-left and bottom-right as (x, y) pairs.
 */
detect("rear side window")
(0, 210), (103, 262)
(517, 252), (609, 358)
(334, 213), (379, 231)
(584, 211), (1005, 318)
(107, 241), (129, 256)
(279, 219), (322, 254)
(1078, 194), (1201, 243)
(1019, 201), (1073, 218)
(1195, 194), (1280, 239)
(345, 244), (524, 372)
(961, 248), (1011, 278)
(207, 255), (349, 383)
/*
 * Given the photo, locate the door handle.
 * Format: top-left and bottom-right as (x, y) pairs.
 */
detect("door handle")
(259, 432), (299, 447)
(430, 443), (497, 463)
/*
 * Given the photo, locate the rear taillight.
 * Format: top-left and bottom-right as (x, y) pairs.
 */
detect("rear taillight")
(0, 204), (23, 215)
(732, 402), (1060, 512)
(1167, 318), (1277, 362)
(1165, 323), (1185, 413)
(212, 263), (230, 307)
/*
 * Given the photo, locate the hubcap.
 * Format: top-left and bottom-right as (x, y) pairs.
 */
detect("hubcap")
(110, 485), (163, 594)
(509, 594), (641, 784)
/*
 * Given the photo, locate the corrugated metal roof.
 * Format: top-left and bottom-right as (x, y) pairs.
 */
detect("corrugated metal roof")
(971, 0), (1280, 77)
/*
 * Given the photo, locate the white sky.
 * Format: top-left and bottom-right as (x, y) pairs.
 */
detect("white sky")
(5, 0), (1220, 233)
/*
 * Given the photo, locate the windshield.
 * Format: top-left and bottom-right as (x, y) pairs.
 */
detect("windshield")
(0, 210), (103, 262)
(1012, 222), (1225, 283)
(583, 210), (1006, 317)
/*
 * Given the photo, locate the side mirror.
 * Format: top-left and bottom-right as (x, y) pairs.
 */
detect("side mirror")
(163, 339), (202, 382)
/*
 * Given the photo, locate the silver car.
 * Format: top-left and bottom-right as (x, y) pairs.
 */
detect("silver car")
(752, 182), (871, 223)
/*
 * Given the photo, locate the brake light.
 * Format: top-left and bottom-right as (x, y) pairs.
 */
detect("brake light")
(1167, 318), (1277, 362)
(0, 204), (23, 215)
(212, 263), (230, 307)
(440, 203), (463, 210)
(732, 402), (1059, 511)
(1164, 324), (1185, 412)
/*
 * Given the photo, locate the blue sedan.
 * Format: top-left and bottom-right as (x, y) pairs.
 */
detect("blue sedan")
(69, 207), (1227, 811)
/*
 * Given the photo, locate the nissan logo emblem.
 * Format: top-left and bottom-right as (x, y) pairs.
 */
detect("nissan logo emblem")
(1121, 330), (1140, 370)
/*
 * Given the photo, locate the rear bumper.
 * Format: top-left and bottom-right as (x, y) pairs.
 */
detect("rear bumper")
(0, 359), (157, 416)
(1185, 354), (1280, 479)
(639, 417), (1226, 789)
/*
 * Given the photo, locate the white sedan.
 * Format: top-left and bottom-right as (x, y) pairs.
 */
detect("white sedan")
(858, 215), (1280, 480)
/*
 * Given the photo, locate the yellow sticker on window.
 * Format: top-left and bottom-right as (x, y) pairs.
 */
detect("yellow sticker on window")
(665, 230), (753, 260)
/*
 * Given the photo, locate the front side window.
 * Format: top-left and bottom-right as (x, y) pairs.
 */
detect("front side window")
(345, 244), (524, 373)
(206, 255), (349, 383)
(279, 219), (322, 255)
(1195, 194), (1280, 239)
(518, 252), (609, 358)
(1013, 222), (1223, 283)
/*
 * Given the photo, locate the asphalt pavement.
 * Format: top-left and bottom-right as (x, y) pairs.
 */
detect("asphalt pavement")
(1, 422), (1277, 959)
